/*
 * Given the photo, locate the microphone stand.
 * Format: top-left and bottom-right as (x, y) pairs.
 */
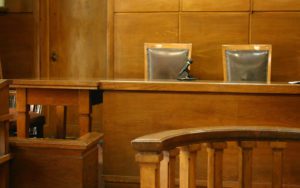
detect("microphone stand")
(177, 59), (197, 81)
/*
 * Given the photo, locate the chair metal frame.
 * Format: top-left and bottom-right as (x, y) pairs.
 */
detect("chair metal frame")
(144, 43), (192, 79)
(222, 44), (272, 83)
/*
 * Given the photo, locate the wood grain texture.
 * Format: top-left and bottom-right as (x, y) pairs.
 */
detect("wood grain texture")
(98, 80), (300, 94)
(114, 13), (179, 79)
(5, 0), (33, 12)
(0, 80), (11, 188)
(114, 0), (179, 12)
(181, 0), (250, 11)
(180, 13), (249, 80)
(0, 14), (36, 79)
(48, 0), (107, 80)
(102, 87), (300, 187)
(9, 132), (102, 188)
(251, 12), (300, 82)
(253, 0), (300, 11)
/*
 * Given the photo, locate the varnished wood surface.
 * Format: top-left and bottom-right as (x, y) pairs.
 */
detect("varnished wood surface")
(132, 126), (300, 152)
(253, 0), (300, 11)
(11, 79), (99, 90)
(9, 132), (103, 150)
(98, 80), (300, 94)
(101, 82), (300, 187)
(181, 0), (250, 11)
(9, 132), (102, 188)
(114, 0), (179, 12)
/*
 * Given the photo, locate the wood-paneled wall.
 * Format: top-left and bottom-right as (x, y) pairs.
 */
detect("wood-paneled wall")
(109, 0), (300, 81)
(0, 0), (38, 79)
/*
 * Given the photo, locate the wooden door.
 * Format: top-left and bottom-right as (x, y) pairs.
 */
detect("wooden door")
(39, 0), (106, 137)
(48, 0), (107, 79)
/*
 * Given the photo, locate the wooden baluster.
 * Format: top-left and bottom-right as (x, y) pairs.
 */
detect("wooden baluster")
(271, 142), (286, 188)
(179, 146), (190, 188)
(189, 144), (201, 188)
(238, 141), (256, 188)
(168, 149), (179, 188)
(136, 152), (163, 188)
(207, 142), (227, 188)
(160, 151), (170, 188)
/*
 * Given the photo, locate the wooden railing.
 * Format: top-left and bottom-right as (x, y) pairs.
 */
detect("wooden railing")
(132, 126), (300, 188)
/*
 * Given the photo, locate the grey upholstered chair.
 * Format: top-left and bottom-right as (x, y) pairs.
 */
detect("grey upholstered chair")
(144, 43), (192, 80)
(222, 44), (272, 83)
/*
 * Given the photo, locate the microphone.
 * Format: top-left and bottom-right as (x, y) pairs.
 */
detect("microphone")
(178, 59), (192, 76)
(177, 58), (196, 81)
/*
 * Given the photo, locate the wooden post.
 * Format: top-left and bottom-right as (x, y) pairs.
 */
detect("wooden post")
(16, 88), (30, 138)
(78, 90), (91, 136)
(136, 152), (162, 188)
(189, 144), (201, 188)
(55, 105), (67, 139)
(271, 142), (286, 188)
(168, 149), (179, 188)
(207, 142), (227, 188)
(238, 141), (256, 188)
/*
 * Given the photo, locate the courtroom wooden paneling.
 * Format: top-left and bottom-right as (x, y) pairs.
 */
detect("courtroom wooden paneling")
(251, 12), (300, 82)
(0, 13), (36, 79)
(180, 13), (249, 80)
(38, 0), (107, 137)
(102, 86), (300, 187)
(114, 13), (179, 78)
(114, 0), (179, 12)
(9, 132), (102, 188)
(48, 0), (106, 79)
(181, 0), (250, 11)
(253, 0), (300, 11)
(5, 0), (33, 12)
(0, 80), (11, 188)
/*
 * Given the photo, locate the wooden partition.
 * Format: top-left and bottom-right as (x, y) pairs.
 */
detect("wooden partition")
(108, 0), (300, 81)
(99, 80), (300, 188)
(0, 80), (12, 188)
(9, 132), (102, 188)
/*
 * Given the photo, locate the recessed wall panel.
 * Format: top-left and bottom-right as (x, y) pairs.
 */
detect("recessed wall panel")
(180, 13), (249, 80)
(114, 13), (179, 79)
(251, 13), (300, 81)
(182, 0), (250, 11)
(253, 0), (300, 11)
(114, 0), (179, 12)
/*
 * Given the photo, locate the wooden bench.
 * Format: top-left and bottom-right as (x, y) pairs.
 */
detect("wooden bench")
(132, 126), (300, 188)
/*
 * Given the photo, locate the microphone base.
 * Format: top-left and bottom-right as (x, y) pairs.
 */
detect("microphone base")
(177, 76), (197, 81)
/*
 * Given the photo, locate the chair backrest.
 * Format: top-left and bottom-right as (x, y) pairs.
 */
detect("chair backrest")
(132, 126), (300, 188)
(144, 43), (192, 80)
(222, 44), (272, 83)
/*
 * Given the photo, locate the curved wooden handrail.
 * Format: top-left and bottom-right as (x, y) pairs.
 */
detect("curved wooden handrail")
(132, 126), (300, 152)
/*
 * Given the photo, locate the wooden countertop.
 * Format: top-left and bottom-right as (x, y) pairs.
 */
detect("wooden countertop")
(11, 79), (99, 90)
(8, 79), (300, 94)
(98, 80), (300, 94)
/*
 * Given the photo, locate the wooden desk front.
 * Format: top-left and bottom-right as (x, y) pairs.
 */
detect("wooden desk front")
(11, 80), (102, 138)
(98, 80), (300, 188)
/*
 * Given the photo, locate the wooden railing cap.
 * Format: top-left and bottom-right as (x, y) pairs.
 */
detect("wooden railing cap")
(132, 126), (300, 152)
